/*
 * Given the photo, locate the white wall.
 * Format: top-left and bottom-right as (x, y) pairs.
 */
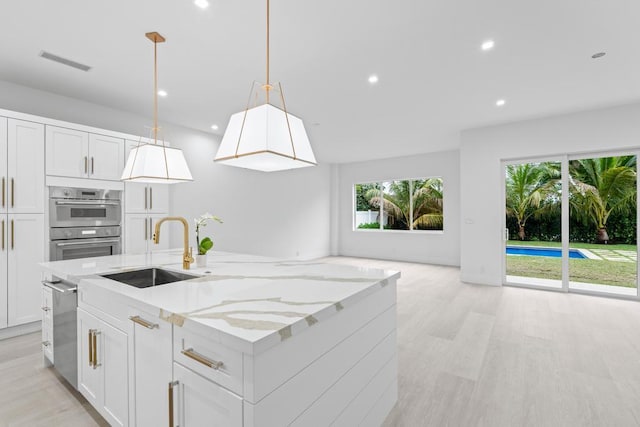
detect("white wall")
(460, 102), (640, 286)
(336, 150), (461, 266)
(0, 79), (332, 260)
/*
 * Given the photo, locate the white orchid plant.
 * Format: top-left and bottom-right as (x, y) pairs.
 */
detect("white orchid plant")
(194, 213), (223, 255)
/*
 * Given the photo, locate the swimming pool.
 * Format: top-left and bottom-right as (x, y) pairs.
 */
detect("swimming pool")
(506, 246), (587, 259)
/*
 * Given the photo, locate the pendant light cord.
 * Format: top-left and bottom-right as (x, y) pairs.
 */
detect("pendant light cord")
(266, 0), (270, 103)
(153, 38), (158, 143)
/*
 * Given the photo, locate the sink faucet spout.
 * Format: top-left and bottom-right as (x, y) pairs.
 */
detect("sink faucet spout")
(152, 216), (194, 270)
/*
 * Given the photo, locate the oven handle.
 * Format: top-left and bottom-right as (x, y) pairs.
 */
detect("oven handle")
(42, 280), (77, 293)
(54, 201), (121, 206)
(53, 239), (121, 247)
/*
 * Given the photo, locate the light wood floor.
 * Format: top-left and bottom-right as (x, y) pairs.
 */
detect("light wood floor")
(2, 257), (640, 426)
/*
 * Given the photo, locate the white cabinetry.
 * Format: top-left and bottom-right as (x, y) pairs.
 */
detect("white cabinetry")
(128, 307), (172, 427)
(46, 126), (124, 181)
(172, 362), (243, 427)
(124, 141), (170, 254)
(1, 117), (45, 329)
(78, 307), (129, 427)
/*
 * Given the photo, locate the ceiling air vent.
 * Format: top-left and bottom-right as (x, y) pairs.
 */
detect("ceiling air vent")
(38, 51), (92, 72)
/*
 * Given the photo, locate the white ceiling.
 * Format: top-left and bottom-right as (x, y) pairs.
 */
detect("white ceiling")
(1, 0), (639, 163)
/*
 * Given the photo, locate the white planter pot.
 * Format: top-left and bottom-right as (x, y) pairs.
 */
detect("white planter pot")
(195, 254), (208, 268)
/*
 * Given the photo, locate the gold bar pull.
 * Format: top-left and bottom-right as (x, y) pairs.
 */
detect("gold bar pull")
(92, 330), (101, 368)
(88, 330), (94, 367)
(1, 176), (4, 207)
(11, 178), (14, 208)
(129, 315), (158, 329)
(144, 187), (148, 210)
(149, 187), (153, 210)
(181, 348), (224, 370)
(84, 156), (88, 174)
(91, 157), (94, 175)
(144, 218), (148, 241)
(168, 381), (178, 427)
(10, 219), (14, 250)
(1, 220), (4, 251)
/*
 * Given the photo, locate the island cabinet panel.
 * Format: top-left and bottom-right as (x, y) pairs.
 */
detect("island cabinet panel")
(172, 362), (243, 427)
(243, 305), (397, 427)
(173, 326), (244, 395)
(77, 307), (129, 427)
(127, 306), (172, 427)
(243, 281), (397, 403)
(41, 285), (53, 363)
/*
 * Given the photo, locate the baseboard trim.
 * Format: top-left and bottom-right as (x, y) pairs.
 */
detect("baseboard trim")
(0, 321), (41, 340)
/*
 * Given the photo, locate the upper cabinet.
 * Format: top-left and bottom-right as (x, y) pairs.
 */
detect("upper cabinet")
(46, 126), (124, 181)
(1, 118), (45, 214)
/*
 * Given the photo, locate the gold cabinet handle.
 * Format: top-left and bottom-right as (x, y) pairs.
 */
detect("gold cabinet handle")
(84, 156), (88, 174)
(91, 157), (94, 175)
(168, 381), (178, 427)
(92, 330), (101, 368)
(1, 176), (4, 207)
(144, 187), (148, 210)
(88, 329), (94, 367)
(181, 348), (224, 370)
(149, 187), (153, 210)
(129, 315), (158, 329)
(144, 218), (148, 241)
(1, 220), (4, 251)
(10, 219), (14, 250)
(10, 178), (14, 208)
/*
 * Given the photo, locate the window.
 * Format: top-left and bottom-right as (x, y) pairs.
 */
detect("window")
(353, 177), (444, 231)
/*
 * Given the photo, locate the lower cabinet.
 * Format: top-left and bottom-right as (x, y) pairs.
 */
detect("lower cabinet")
(78, 308), (129, 427)
(172, 362), (243, 427)
(124, 214), (170, 254)
(41, 285), (53, 363)
(128, 307), (172, 427)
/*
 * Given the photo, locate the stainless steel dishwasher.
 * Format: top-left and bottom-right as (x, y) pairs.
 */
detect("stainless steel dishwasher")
(43, 279), (78, 389)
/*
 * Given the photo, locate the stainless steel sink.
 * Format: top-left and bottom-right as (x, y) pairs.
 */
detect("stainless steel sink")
(100, 268), (198, 288)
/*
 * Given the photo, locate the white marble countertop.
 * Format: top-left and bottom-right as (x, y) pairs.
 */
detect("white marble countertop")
(40, 250), (399, 355)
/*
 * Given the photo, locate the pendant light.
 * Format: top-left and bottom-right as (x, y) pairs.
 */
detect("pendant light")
(214, 0), (316, 172)
(121, 32), (193, 184)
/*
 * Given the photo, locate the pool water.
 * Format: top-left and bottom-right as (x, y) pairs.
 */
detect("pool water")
(506, 246), (587, 259)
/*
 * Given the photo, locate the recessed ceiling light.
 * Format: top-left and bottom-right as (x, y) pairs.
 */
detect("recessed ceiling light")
(211, 124), (219, 130)
(194, 0), (209, 9)
(496, 99), (506, 107)
(368, 75), (379, 84)
(481, 40), (495, 51)
(157, 89), (167, 97)
(591, 52), (606, 59)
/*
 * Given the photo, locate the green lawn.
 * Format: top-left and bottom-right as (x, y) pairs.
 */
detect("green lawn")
(506, 241), (637, 288)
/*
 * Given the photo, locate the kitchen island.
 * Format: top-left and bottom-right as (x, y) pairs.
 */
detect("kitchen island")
(40, 250), (399, 427)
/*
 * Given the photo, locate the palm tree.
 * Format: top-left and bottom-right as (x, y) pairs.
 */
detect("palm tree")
(505, 162), (559, 240)
(365, 179), (443, 230)
(569, 156), (636, 243)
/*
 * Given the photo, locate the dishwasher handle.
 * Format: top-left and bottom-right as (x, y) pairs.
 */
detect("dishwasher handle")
(42, 280), (77, 293)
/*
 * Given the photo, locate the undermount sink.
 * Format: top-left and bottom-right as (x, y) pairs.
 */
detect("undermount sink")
(101, 268), (198, 289)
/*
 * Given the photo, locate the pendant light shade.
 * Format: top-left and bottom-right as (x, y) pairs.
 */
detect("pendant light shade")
(121, 32), (193, 184)
(214, 0), (316, 172)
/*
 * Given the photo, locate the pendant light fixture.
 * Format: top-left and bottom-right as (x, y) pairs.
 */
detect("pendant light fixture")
(214, 0), (316, 172)
(121, 32), (193, 184)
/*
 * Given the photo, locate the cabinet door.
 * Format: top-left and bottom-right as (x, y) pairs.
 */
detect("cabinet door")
(124, 183), (148, 213)
(89, 134), (124, 181)
(148, 184), (169, 214)
(149, 214), (170, 253)
(0, 216), (7, 329)
(101, 320), (129, 427)
(124, 214), (149, 254)
(7, 119), (44, 213)
(129, 307), (172, 427)
(173, 362), (243, 427)
(7, 214), (44, 326)
(78, 308), (102, 408)
(0, 117), (7, 214)
(46, 126), (89, 178)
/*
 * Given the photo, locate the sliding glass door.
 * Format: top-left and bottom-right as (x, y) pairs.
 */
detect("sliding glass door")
(504, 152), (639, 298)
(504, 159), (563, 289)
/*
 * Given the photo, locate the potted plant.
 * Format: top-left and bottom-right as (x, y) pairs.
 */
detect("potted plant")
(194, 213), (223, 268)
